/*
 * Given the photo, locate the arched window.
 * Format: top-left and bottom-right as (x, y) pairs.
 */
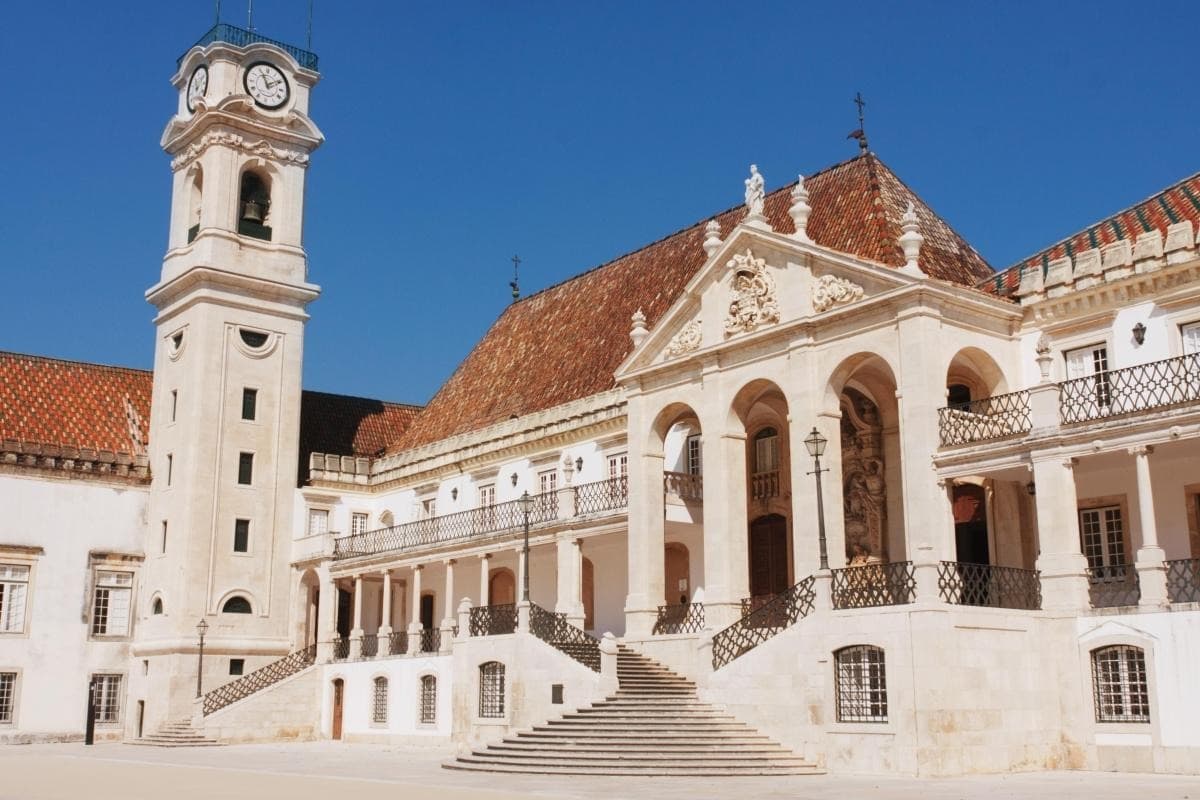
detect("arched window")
(753, 427), (779, 473)
(371, 676), (388, 724)
(221, 595), (252, 614)
(834, 645), (887, 723)
(187, 168), (203, 243)
(1091, 645), (1149, 722)
(151, 597), (164, 615)
(419, 675), (437, 724)
(479, 661), (505, 718)
(238, 170), (272, 241)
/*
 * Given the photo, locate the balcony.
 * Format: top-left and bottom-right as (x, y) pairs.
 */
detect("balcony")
(1061, 352), (1200, 425)
(831, 562), (916, 609)
(1166, 558), (1200, 604)
(1087, 564), (1140, 608)
(751, 470), (780, 499)
(937, 562), (1042, 610)
(664, 471), (703, 502)
(179, 23), (318, 70)
(937, 391), (1031, 447)
(469, 603), (518, 636)
(652, 602), (705, 635)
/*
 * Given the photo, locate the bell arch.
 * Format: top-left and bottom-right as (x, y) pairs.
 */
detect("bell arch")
(944, 346), (1010, 408)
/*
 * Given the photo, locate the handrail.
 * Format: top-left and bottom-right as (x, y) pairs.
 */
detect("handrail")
(937, 562), (1041, 610)
(1061, 352), (1200, 424)
(202, 644), (316, 715)
(652, 602), (705, 635)
(528, 603), (600, 671)
(937, 390), (1032, 446)
(469, 603), (518, 636)
(179, 23), (319, 70)
(664, 471), (703, 501)
(711, 575), (815, 670)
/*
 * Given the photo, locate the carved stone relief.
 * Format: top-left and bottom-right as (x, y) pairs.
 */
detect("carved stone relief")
(171, 130), (311, 170)
(666, 319), (702, 357)
(812, 274), (865, 313)
(840, 388), (887, 562)
(723, 249), (780, 335)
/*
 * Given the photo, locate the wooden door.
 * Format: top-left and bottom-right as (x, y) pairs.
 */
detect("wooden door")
(581, 557), (595, 630)
(489, 569), (515, 605)
(749, 515), (788, 597)
(331, 679), (344, 740)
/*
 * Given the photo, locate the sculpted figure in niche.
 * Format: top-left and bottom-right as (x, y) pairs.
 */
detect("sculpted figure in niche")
(840, 388), (887, 561)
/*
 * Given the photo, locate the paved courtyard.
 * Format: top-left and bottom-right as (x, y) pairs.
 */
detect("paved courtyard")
(3, 742), (1200, 800)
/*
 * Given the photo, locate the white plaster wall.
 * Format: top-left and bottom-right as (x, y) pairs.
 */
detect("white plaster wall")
(0, 473), (146, 740)
(322, 654), (452, 741)
(581, 533), (627, 637)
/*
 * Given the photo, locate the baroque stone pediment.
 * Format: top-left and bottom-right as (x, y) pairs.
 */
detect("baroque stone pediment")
(812, 273), (865, 313)
(723, 248), (779, 336)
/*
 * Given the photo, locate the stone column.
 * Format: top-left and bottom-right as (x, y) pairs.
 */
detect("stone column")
(516, 545), (528, 604)
(1131, 446), (1168, 606)
(478, 553), (491, 606)
(442, 559), (457, 626)
(349, 574), (364, 659)
(625, 450), (666, 636)
(701, 429), (749, 630)
(1031, 455), (1089, 610)
(408, 564), (423, 649)
(315, 571), (337, 663)
(556, 535), (584, 626)
(378, 568), (393, 654)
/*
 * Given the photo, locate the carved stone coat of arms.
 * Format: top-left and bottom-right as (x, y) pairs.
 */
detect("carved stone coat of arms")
(723, 249), (779, 335)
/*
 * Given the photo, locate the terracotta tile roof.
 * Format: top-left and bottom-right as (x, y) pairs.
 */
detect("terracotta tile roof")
(391, 153), (994, 451)
(0, 351), (153, 456)
(0, 351), (419, 471)
(298, 391), (421, 462)
(980, 171), (1200, 298)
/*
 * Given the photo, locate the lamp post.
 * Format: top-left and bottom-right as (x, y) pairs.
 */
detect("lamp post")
(518, 491), (534, 602)
(804, 427), (830, 571)
(195, 618), (209, 699)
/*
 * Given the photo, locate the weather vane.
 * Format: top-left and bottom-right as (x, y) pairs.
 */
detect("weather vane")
(510, 255), (522, 303)
(847, 91), (869, 154)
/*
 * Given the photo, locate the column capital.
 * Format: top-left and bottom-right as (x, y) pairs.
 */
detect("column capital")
(443, 557), (457, 566)
(412, 563), (424, 572)
(379, 567), (390, 577)
(1127, 444), (1155, 457)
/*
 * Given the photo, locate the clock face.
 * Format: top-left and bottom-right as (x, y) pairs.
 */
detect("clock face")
(243, 62), (290, 109)
(186, 65), (208, 112)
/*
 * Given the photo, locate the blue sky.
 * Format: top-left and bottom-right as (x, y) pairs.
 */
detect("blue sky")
(0, 1), (1196, 404)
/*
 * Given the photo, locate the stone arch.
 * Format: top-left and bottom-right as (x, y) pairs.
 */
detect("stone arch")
(488, 567), (516, 606)
(944, 346), (1010, 407)
(664, 542), (691, 605)
(150, 592), (165, 616)
(581, 556), (595, 630)
(217, 589), (256, 615)
(296, 569), (320, 648)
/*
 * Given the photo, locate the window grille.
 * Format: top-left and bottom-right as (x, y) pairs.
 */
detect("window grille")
(479, 661), (505, 718)
(372, 676), (388, 724)
(419, 675), (437, 724)
(1092, 645), (1150, 723)
(91, 571), (132, 636)
(835, 645), (888, 723)
(92, 674), (122, 723)
(0, 673), (14, 723)
(0, 565), (30, 633)
(351, 513), (369, 537)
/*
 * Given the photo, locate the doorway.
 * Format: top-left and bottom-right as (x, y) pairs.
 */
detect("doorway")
(331, 679), (344, 740)
(489, 569), (516, 606)
(582, 557), (595, 630)
(664, 543), (690, 605)
(419, 593), (435, 630)
(953, 484), (989, 564)
(136, 700), (144, 739)
(336, 588), (351, 638)
(749, 514), (789, 598)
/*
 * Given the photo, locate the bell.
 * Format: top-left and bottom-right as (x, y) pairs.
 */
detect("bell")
(241, 200), (265, 223)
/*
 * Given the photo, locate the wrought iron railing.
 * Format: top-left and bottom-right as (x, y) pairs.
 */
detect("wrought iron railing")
(574, 476), (629, 515)
(937, 562), (1041, 610)
(750, 470), (780, 499)
(360, 633), (379, 658)
(652, 602), (705, 635)
(333, 490), (558, 559)
(179, 23), (319, 70)
(832, 562), (916, 609)
(1061, 353), (1200, 425)
(712, 576), (816, 670)
(331, 636), (349, 661)
(663, 471), (703, 502)
(528, 603), (600, 671)
(740, 593), (778, 620)
(469, 603), (518, 636)
(1087, 564), (1140, 608)
(418, 628), (441, 653)
(388, 630), (409, 656)
(202, 644), (316, 716)
(938, 391), (1032, 446)
(1166, 558), (1200, 604)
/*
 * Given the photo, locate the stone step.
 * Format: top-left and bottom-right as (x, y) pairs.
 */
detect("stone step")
(466, 750), (813, 765)
(568, 709), (732, 718)
(558, 714), (738, 724)
(493, 741), (795, 754)
(514, 733), (774, 744)
(531, 722), (756, 733)
(447, 757), (821, 776)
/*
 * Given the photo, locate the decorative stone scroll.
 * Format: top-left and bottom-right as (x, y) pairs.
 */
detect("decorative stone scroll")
(666, 320), (702, 357)
(811, 274), (864, 313)
(171, 130), (311, 170)
(723, 249), (779, 335)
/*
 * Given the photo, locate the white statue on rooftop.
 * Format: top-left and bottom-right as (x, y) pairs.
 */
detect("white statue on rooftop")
(744, 164), (766, 221)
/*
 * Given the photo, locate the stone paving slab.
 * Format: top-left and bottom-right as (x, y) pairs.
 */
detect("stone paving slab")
(2, 742), (1199, 800)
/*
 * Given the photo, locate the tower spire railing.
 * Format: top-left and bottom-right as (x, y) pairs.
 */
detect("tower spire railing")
(178, 22), (318, 70)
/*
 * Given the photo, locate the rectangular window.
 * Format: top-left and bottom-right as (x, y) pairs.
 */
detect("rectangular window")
(241, 388), (258, 421)
(1079, 506), (1126, 571)
(835, 646), (888, 723)
(233, 519), (250, 553)
(608, 454), (628, 479)
(422, 498), (437, 519)
(92, 674), (122, 724)
(0, 673), (14, 724)
(0, 565), (29, 634)
(478, 484), (495, 508)
(166, 453), (173, 486)
(91, 571), (133, 637)
(161, 521), (168, 554)
(1182, 321), (1200, 355)
(372, 677), (389, 724)
(351, 512), (369, 537)
(229, 658), (245, 676)
(686, 434), (702, 476)
(539, 469), (558, 495)
(419, 675), (437, 724)
(237, 452), (254, 485)
(307, 509), (329, 537)
(1065, 344), (1111, 409)
(170, 390), (178, 422)
(1092, 645), (1150, 723)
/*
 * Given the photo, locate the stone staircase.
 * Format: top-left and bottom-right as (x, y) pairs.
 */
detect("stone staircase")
(445, 644), (820, 776)
(129, 718), (222, 747)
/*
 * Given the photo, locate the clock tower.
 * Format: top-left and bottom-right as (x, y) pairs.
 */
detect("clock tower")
(132, 26), (323, 729)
